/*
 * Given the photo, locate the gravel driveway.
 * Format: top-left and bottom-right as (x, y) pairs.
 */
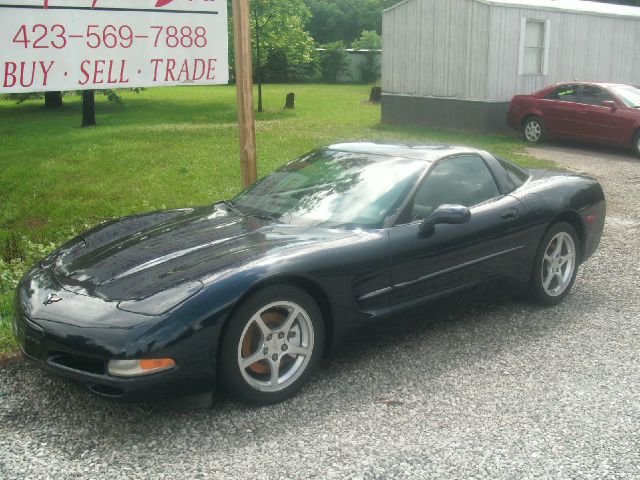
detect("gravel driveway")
(1, 143), (639, 479)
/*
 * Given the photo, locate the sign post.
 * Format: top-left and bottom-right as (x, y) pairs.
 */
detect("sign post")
(232, 0), (258, 188)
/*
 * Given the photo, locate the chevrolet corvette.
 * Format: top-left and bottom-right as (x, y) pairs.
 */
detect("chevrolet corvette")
(14, 143), (606, 405)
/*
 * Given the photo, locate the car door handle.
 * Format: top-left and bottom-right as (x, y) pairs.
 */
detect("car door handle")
(501, 209), (520, 221)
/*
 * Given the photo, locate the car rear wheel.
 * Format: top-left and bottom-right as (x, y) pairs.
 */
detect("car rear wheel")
(523, 116), (545, 144)
(528, 222), (580, 306)
(219, 285), (324, 405)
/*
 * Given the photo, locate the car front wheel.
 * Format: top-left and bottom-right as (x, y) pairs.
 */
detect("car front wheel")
(523, 116), (545, 144)
(219, 285), (324, 405)
(529, 222), (580, 306)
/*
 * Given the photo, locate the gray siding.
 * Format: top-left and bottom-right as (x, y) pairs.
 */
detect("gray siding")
(487, 5), (640, 100)
(384, 0), (640, 103)
(383, 0), (490, 100)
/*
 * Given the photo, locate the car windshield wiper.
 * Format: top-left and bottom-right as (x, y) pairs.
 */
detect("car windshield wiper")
(219, 201), (281, 223)
(247, 212), (282, 223)
(218, 200), (247, 216)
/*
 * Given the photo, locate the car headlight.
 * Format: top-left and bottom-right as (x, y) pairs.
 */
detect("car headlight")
(108, 358), (176, 377)
(116, 280), (203, 316)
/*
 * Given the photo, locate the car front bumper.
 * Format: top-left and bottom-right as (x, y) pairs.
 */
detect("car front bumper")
(14, 313), (215, 402)
(14, 266), (219, 402)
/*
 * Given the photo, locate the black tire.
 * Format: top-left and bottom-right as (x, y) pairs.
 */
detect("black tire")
(528, 222), (581, 306)
(218, 284), (325, 405)
(633, 131), (640, 158)
(523, 116), (545, 144)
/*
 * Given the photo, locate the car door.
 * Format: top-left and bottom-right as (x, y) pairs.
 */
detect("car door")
(388, 155), (528, 311)
(540, 84), (584, 139)
(575, 85), (629, 144)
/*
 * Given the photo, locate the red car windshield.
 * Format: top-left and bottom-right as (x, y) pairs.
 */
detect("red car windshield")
(610, 85), (640, 108)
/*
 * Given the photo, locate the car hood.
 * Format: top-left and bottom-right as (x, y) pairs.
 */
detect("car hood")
(50, 205), (355, 301)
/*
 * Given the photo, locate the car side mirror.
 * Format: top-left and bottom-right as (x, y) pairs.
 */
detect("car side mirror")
(602, 100), (617, 111)
(419, 204), (471, 234)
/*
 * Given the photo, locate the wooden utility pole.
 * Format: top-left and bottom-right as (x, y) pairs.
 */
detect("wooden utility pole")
(232, 0), (258, 188)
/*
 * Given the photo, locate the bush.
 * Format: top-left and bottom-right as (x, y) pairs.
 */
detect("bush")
(352, 30), (382, 84)
(319, 41), (351, 82)
(0, 234), (60, 351)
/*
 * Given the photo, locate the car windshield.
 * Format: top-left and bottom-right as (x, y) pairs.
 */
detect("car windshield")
(610, 85), (640, 108)
(231, 149), (427, 228)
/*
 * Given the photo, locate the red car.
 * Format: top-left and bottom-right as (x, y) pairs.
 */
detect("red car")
(507, 82), (640, 157)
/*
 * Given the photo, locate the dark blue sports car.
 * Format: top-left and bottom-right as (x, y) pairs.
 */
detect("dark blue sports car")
(14, 143), (606, 405)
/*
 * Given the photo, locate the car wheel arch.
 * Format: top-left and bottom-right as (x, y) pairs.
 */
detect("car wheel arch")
(215, 275), (335, 363)
(546, 211), (585, 263)
(521, 113), (543, 128)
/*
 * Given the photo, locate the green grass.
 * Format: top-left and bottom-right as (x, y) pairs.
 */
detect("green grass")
(0, 84), (552, 353)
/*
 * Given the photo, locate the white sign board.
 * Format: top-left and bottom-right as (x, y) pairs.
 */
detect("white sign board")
(0, 0), (229, 93)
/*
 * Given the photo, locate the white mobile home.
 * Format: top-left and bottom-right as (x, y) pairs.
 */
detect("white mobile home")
(382, 0), (640, 131)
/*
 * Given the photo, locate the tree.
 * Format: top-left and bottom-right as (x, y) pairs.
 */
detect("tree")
(44, 92), (63, 109)
(250, 0), (315, 112)
(319, 41), (350, 82)
(82, 90), (96, 127)
(352, 30), (382, 83)
(80, 88), (144, 127)
(304, 0), (386, 45)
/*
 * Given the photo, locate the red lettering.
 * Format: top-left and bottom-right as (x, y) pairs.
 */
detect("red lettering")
(40, 61), (54, 86)
(107, 60), (118, 84)
(79, 60), (90, 85)
(44, 1), (175, 9)
(207, 58), (216, 80)
(118, 60), (129, 83)
(150, 59), (163, 82)
(177, 59), (190, 81)
(165, 59), (176, 81)
(19, 62), (36, 88)
(193, 59), (205, 81)
(3, 62), (17, 88)
(93, 60), (105, 84)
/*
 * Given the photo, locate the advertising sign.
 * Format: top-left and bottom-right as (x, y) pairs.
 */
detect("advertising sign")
(0, 0), (229, 93)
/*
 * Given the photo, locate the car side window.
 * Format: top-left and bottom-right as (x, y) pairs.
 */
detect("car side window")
(410, 156), (500, 221)
(496, 157), (530, 191)
(580, 85), (615, 106)
(545, 84), (580, 102)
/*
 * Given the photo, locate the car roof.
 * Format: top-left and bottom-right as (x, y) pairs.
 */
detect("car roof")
(326, 142), (481, 162)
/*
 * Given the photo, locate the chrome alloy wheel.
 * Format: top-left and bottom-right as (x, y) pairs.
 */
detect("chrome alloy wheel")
(541, 232), (577, 297)
(525, 120), (542, 142)
(237, 301), (314, 392)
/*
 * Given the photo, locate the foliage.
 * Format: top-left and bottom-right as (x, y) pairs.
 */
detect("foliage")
(352, 30), (382, 83)
(319, 42), (351, 82)
(0, 234), (60, 353)
(0, 84), (553, 352)
(1, 92), (43, 104)
(352, 30), (382, 51)
(262, 48), (321, 83)
(98, 88), (145, 105)
(304, 0), (387, 45)
(2, 89), (145, 107)
(246, 0), (315, 108)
